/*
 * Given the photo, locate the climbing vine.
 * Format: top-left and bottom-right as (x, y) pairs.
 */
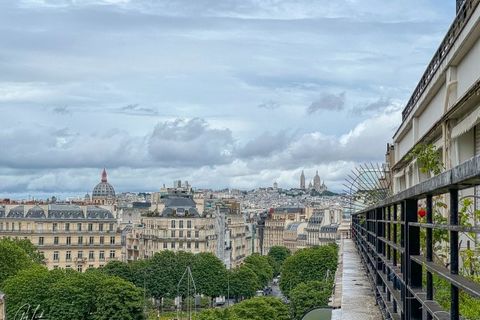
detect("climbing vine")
(406, 143), (444, 175)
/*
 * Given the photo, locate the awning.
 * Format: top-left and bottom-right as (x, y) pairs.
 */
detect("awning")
(451, 105), (480, 139)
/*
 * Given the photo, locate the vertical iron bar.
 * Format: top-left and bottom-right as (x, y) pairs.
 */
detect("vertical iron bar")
(450, 189), (459, 320)
(426, 195), (433, 320)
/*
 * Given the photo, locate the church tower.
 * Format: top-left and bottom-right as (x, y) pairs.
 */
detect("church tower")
(313, 170), (321, 191)
(300, 170), (306, 189)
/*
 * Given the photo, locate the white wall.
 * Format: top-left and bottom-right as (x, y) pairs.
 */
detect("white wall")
(457, 37), (480, 96)
(417, 85), (446, 139)
(397, 127), (414, 160)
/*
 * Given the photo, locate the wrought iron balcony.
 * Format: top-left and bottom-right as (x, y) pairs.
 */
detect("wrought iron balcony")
(352, 154), (480, 320)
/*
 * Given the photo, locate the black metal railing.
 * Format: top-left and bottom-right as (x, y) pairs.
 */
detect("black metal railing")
(352, 155), (480, 320)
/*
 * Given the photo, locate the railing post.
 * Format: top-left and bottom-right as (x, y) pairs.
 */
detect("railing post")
(426, 194), (433, 320)
(405, 198), (421, 319)
(401, 201), (407, 320)
(450, 189), (459, 320)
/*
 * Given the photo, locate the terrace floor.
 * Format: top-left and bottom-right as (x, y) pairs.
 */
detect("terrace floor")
(331, 238), (382, 320)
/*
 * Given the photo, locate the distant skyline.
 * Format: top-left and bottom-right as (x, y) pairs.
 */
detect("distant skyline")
(0, 0), (456, 197)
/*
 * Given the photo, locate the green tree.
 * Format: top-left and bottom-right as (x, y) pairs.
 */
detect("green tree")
(144, 251), (178, 299)
(9, 238), (45, 264)
(267, 246), (291, 275)
(230, 296), (289, 320)
(229, 266), (260, 300)
(280, 244), (338, 298)
(243, 254), (273, 288)
(102, 260), (134, 283)
(191, 252), (227, 298)
(2, 265), (63, 319)
(289, 280), (333, 320)
(198, 297), (288, 320)
(3, 267), (145, 320)
(93, 275), (145, 320)
(0, 238), (35, 286)
(45, 270), (96, 320)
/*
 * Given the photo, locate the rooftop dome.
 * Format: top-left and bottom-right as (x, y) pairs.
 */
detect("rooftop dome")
(92, 168), (115, 199)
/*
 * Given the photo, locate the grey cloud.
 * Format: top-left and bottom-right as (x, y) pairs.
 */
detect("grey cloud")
(257, 100), (280, 110)
(116, 104), (159, 116)
(0, 126), (145, 169)
(307, 92), (346, 114)
(354, 97), (392, 115)
(237, 131), (292, 159)
(52, 106), (71, 115)
(148, 118), (234, 167)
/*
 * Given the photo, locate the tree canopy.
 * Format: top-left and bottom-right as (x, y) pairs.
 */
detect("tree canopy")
(267, 246), (291, 275)
(2, 267), (145, 320)
(228, 265), (260, 300)
(289, 280), (333, 320)
(198, 296), (289, 320)
(243, 253), (273, 288)
(280, 244), (338, 298)
(0, 238), (37, 286)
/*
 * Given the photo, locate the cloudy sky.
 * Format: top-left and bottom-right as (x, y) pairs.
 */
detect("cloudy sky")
(0, 0), (455, 198)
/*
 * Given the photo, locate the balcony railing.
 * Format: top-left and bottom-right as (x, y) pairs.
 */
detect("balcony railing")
(401, 0), (480, 121)
(352, 154), (480, 320)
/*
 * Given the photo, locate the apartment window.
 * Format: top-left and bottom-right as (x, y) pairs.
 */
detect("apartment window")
(77, 265), (83, 272)
(99, 251), (105, 261)
(109, 250), (116, 259)
(99, 223), (104, 232)
(163, 242), (167, 249)
(54, 236), (59, 245)
(109, 223), (114, 232)
(53, 251), (59, 261)
(65, 265), (71, 269)
(179, 230), (184, 238)
(187, 231), (191, 238)
(36, 223), (43, 231)
(89, 251), (94, 260)
(171, 242), (175, 249)
(53, 265), (59, 269)
(195, 231), (199, 238)
(66, 236), (71, 245)
(78, 236), (83, 245)
(187, 242), (191, 249)
(66, 251), (72, 261)
(171, 230), (176, 237)
(187, 220), (192, 229)
(110, 236), (115, 245)
(89, 236), (94, 245)
(100, 236), (104, 245)
(38, 237), (44, 245)
(77, 223), (82, 231)
(195, 241), (199, 249)
(78, 251), (83, 259)
(88, 223), (93, 231)
(0, 222), (3, 231)
(65, 223), (70, 231)
(88, 265), (94, 269)
(171, 220), (176, 228)
(99, 264), (104, 268)
(53, 223), (58, 231)
(179, 220), (184, 229)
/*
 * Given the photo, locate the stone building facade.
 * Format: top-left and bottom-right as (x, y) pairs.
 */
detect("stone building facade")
(0, 204), (122, 271)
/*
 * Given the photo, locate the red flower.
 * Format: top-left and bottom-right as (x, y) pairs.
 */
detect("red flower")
(418, 208), (426, 218)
